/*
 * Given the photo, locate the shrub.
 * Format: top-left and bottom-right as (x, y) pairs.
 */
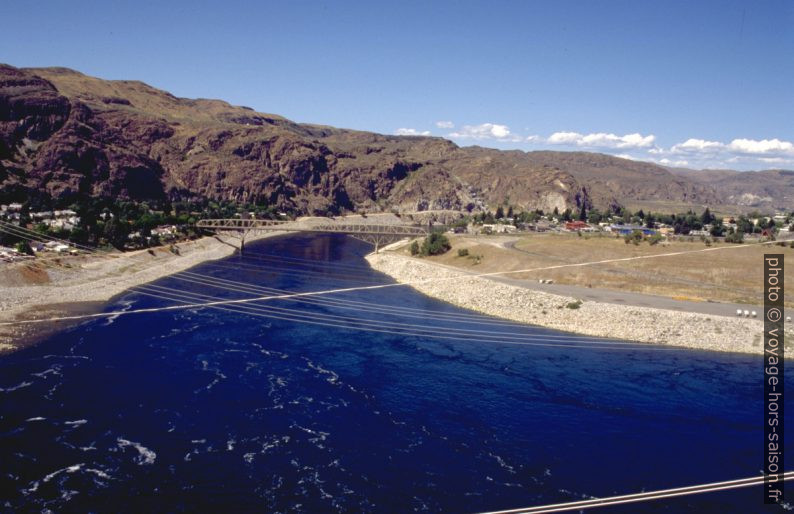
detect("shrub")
(566, 300), (583, 309)
(458, 248), (469, 257)
(420, 232), (451, 256)
(15, 241), (33, 255)
(647, 234), (663, 245)
(725, 231), (744, 244)
(624, 230), (643, 245)
(410, 240), (420, 256)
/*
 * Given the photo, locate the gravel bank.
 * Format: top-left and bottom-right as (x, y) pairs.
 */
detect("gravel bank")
(366, 252), (790, 356)
(0, 233), (281, 353)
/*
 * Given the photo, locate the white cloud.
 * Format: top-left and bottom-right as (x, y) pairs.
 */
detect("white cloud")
(546, 131), (655, 149)
(435, 120), (455, 129)
(395, 128), (431, 136)
(727, 138), (794, 155)
(663, 136), (794, 169)
(448, 123), (520, 142)
(658, 158), (689, 167)
(525, 135), (542, 142)
(671, 138), (724, 153)
(547, 131), (582, 145)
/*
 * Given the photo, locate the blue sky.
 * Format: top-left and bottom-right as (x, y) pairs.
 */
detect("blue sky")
(3, 0), (793, 170)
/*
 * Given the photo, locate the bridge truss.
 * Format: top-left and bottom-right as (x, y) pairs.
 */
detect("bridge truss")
(195, 218), (436, 252)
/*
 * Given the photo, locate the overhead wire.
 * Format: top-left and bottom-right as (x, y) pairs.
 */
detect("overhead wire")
(0, 220), (99, 253)
(129, 285), (673, 351)
(480, 471), (794, 513)
(172, 270), (534, 327)
(132, 281), (647, 346)
(1, 235), (783, 331)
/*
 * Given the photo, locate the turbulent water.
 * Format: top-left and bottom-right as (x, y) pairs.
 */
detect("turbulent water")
(0, 234), (789, 512)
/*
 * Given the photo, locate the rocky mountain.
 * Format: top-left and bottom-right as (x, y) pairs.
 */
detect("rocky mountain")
(668, 168), (794, 212)
(0, 64), (770, 215)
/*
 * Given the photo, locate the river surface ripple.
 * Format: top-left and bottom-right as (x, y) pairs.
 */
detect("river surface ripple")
(0, 234), (788, 513)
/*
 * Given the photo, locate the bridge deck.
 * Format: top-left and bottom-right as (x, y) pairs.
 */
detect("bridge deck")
(195, 219), (434, 236)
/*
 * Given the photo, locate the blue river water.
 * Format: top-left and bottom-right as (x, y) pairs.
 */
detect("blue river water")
(0, 234), (789, 512)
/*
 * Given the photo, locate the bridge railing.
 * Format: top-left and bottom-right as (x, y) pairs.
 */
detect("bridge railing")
(195, 218), (441, 236)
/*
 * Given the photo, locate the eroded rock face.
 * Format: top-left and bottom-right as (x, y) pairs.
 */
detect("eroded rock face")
(0, 64), (727, 213)
(0, 64), (71, 159)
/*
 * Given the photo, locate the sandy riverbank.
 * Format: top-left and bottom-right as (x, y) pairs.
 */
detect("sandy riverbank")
(0, 232), (281, 353)
(366, 251), (792, 356)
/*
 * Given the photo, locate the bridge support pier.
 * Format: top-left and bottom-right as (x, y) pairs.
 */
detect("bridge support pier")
(195, 219), (436, 254)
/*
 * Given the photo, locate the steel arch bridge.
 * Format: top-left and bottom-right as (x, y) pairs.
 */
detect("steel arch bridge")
(195, 218), (437, 252)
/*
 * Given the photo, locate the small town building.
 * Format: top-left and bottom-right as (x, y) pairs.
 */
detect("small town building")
(610, 224), (656, 236)
(564, 220), (589, 231)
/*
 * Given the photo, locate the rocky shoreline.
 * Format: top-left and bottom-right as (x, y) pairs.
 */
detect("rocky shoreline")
(0, 232), (281, 353)
(366, 251), (790, 356)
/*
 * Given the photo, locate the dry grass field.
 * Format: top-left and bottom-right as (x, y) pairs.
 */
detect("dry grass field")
(403, 232), (794, 308)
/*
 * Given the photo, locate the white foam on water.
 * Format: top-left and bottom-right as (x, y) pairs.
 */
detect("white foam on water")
(305, 360), (340, 385)
(32, 366), (62, 379)
(84, 468), (112, 480)
(64, 419), (87, 427)
(488, 452), (516, 474)
(101, 299), (134, 326)
(25, 417), (46, 422)
(261, 435), (290, 453)
(116, 438), (156, 465)
(0, 381), (33, 393)
(41, 463), (84, 484)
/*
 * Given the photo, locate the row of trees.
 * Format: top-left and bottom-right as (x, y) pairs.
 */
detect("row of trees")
(466, 203), (792, 237)
(1, 197), (292, 251)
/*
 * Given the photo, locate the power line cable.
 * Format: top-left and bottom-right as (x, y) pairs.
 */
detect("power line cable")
(481, 471), (794, 513)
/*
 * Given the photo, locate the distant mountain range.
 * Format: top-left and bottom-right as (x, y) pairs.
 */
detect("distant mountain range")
(1, 64), (791, 215)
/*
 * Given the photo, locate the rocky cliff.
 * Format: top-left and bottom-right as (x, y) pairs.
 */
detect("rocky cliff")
(0, 64), (756, 214)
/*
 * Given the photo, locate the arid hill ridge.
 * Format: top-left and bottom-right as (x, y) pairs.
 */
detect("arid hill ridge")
(1, 64), (789, 214)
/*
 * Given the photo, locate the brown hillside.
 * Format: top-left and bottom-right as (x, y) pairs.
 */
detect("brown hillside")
(0, 64), (753, 215)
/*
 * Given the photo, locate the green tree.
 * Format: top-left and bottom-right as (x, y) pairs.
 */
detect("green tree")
(587, 209), (603, 224)
(103, 217), (130, 250)
(495, 205), (505, 219)
(410, 240), (420, 256)
(420, 232), (451, 256)
(69, 226), (90, 245)
(709, 219), (726, 237)
(700, 207), (715, 225)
